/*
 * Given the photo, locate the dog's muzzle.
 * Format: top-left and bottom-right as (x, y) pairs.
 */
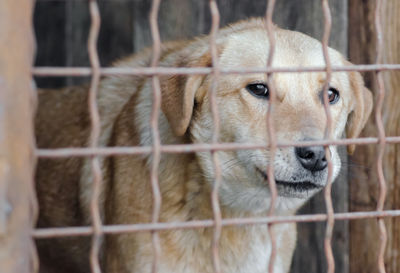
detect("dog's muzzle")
(255, 167), (324, 198)
(295, 145), (327, 172)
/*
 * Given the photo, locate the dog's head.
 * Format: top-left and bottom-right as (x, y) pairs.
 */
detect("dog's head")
(160, 19), (373, 213)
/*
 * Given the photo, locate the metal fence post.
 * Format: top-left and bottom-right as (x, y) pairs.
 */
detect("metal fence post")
(0, 1), (37, 273)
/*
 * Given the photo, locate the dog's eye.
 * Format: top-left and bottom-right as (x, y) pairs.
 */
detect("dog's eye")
(327, 87), (340, 104)
(321, 87), (340, 105)
(246, 83), (269, 99)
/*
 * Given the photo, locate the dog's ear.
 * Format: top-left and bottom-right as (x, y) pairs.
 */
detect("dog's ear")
(160, 51), (211, 136)
(346, 70), (373, 154)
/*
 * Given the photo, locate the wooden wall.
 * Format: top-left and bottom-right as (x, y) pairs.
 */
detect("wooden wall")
(34, 0), (351, 272)
(348, 1), (400, 273)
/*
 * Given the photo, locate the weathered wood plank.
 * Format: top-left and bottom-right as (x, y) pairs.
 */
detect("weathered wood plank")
(349, 1), (400, 272)
(0, 1), (37, 272)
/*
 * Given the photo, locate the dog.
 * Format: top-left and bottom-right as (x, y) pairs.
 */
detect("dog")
(35, 18), (373, 273)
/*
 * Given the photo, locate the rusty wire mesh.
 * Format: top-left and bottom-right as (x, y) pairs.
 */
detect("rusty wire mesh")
(30, 0), (398, 272)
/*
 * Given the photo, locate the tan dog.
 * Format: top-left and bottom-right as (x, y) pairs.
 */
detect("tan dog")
(35, 18), (372, 273)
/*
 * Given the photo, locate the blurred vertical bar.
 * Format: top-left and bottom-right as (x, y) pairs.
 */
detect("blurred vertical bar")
(264, 1), (278, 272)
(0, 1), (37, 273)
(208, 1), (222, 272)
(87, 1), (102, 273)
(149, 0), (162, 272)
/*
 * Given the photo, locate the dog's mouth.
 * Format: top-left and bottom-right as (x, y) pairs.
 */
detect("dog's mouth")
(255, 167), (323, 193)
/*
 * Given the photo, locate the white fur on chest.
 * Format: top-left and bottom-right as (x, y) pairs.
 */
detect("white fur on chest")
(227, 236), (285, 273)
(222, 225), (287, 273)
(152, 224), (291, 273)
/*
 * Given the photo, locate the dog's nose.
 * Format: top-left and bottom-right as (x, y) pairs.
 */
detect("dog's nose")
(295, 145), (327, 172)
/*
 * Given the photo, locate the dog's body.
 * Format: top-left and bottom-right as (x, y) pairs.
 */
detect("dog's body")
(35, 19), (372, 273)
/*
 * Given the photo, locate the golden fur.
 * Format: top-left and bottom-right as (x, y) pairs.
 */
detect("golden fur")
(35, 19), (372, 273)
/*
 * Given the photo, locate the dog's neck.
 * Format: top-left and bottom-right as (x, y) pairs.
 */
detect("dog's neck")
(153, 154), (296, 273)
(158, 154), (293, 221)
